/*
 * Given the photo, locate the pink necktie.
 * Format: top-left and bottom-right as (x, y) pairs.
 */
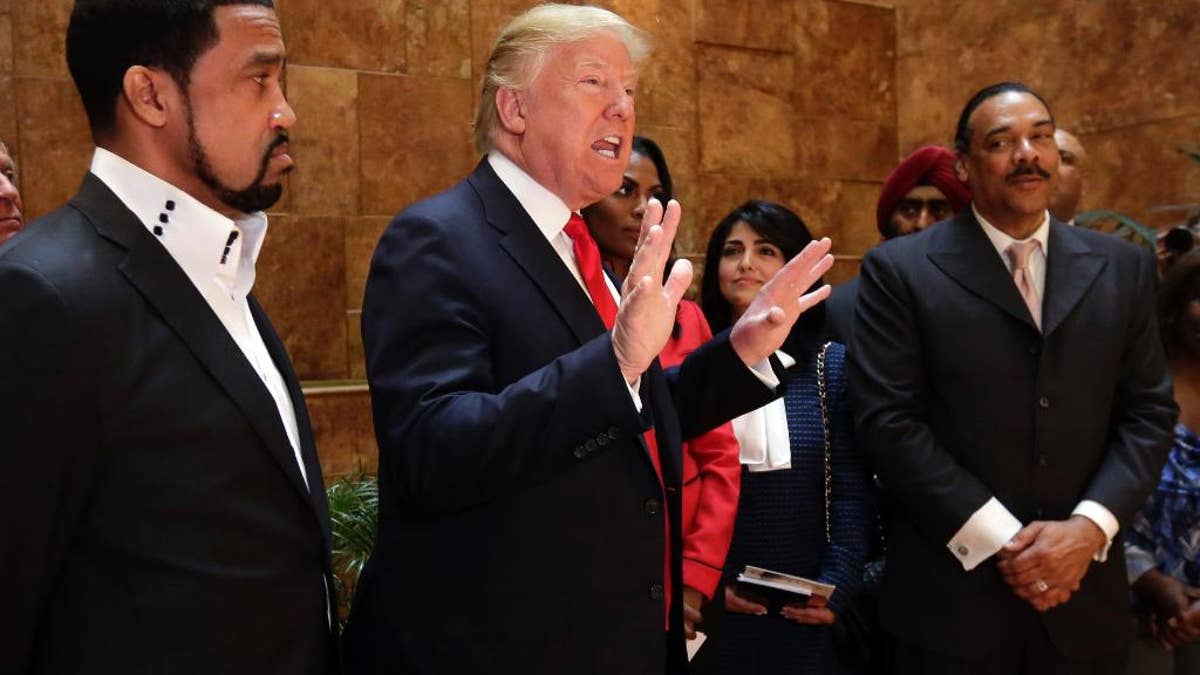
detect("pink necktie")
(1007, 240), (1042, 330)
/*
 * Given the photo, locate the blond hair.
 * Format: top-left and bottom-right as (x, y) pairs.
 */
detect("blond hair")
(473, 3), (650, 154)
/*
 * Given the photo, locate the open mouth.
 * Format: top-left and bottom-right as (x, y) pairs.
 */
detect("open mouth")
(591, 135), (622, 160)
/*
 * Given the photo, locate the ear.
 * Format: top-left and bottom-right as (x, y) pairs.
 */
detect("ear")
(495, 87), (526, 136)
(120, 66), (176, 129)
(954, 153), (969, 183)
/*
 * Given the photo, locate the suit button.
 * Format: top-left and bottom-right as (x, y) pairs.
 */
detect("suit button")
(1034, 508), (1044, 519)
(1029, 344), (1040, 355)
(1038, 454), (1049, 466)
(644, 498), (660, 515)
(1038, 396), (1050, 409)
(649, 583), (664, 600)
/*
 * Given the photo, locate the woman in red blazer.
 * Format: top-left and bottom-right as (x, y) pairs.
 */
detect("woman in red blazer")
(583, 136), (742, 637)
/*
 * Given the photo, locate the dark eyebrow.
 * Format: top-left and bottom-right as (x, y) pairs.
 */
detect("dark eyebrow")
(983, 125), (1011, 140)
(247, 50), (285, 67)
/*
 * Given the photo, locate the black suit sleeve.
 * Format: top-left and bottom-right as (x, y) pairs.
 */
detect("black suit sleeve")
(849, 245), (998, 545)
(1082, 248), (1176, 525)
(363, 213), (652, 515)
(0, 262), (98, 671)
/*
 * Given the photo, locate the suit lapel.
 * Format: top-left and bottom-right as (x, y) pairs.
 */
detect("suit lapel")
(468, 160), (608, 345)
(1042, 221), (1106, 338)
(467, 161), (672, 476)
(926, 210), (1040, 332)
(250, 296), (333, 544)
(72, 174), (319, 513)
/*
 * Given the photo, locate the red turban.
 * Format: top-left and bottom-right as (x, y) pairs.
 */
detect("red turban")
(875, 145), (971, 236)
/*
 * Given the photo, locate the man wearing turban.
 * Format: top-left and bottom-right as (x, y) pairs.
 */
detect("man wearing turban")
(824, 145), (971, 343)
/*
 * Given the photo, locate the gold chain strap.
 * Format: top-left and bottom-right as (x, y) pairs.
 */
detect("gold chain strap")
(816, 341), (833, 546)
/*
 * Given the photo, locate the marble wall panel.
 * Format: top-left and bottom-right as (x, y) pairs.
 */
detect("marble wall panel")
(697, 45), (795, 178)
(0, 75), (15, 170)
(286, 66), (360, 216)
(636, 122), (700, 254)
(0, 13), (12, 74)
(406, 0), (472, 79)
(608, 0), (696, 130)
(12, 0), (70, 78)
(795, 117), (897, 182)
(827, 257), (863, 286)
(469, 0), (539, 82)
(344, 216), (392, 309)
(306, 389), (377, 477)
(347, 313), (366, 380)
(1075, 0), (1200, 133)
(693, 173), (841, 256)
(255, 215), (350, 380)
(277, 0), (406, 73)
(827, 180), (885, 256)
(695, 0), (793, 52)
(894, 52), (956, 152)
(794, 0), (895, 123)
(358, 72), (476, 217)
(1079, 116), (1200, 230)
(893, 0), (1068, 59)
(14, 77), (91, 220)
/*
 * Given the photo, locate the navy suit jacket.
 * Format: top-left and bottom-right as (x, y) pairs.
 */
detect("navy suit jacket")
(344, 159), (776, 674)
(0, 175), (337, 674)
(849, 209), (1177, 660)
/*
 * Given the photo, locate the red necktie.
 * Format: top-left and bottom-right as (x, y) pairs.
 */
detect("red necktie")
(563, 213), (619, 328)
(563, 213), (672, 624)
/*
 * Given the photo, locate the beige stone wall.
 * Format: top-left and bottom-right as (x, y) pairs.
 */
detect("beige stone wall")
(3, 0), (1197, 478)
(895, 0), (1200, 230)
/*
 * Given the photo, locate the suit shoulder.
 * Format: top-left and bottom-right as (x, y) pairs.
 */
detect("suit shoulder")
(393, 176), (483, 231)
(0, 203), (117, 280)
(1065, 224), (1150, 259)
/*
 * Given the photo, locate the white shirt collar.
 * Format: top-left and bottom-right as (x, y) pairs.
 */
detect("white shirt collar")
(973, 203), (1050, 259)
(89, 147), (268, 300)
(487, 150), (573, 244)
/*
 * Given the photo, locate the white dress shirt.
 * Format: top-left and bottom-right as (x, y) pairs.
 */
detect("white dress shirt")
(947, 207), (1118, 571)
(89, 148), (309, 489)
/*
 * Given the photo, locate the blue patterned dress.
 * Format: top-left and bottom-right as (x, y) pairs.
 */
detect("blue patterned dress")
(1126, 424), (1200, 587)
(717, 342), (873, 675)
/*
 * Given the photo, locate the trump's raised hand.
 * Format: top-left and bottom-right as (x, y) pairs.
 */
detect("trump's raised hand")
(729, 238), (834, 366)
(611, 198), (693, 384)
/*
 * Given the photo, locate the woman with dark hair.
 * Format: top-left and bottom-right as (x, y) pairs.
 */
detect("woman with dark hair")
(582, 136), (742, 642)
(700, 200), (871, 674)
(1124, 249), (1200, 674)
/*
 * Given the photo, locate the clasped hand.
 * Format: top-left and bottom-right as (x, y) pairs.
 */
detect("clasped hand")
(611, 199), (834, 383)
(995, 516), (1106, 612)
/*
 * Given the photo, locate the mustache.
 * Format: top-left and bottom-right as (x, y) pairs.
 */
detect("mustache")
(1006, 164), (1051, 182)
(266, 133), (289, 154)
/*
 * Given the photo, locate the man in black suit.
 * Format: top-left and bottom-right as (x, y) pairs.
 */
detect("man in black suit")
(343, 5), (833, 674)
(850, 81), (1178, 674)
(0, 2), (336, 673)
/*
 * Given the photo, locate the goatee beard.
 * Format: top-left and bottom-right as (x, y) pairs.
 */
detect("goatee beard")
(185, 96), (287, 214)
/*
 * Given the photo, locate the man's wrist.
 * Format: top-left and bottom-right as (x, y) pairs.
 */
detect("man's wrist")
(1069, 514), (1108, 551)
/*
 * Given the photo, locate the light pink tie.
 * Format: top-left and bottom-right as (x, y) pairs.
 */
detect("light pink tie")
(1007, 240), (1042, 330)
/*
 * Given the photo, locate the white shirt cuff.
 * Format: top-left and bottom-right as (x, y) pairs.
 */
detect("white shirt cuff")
(1124, 542), (1157, 585)
(626, 376), (643, 413)
(747, 349), (795, 390)
(947, 497), (1023, 571)
(1072, 500), (1118, 562)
